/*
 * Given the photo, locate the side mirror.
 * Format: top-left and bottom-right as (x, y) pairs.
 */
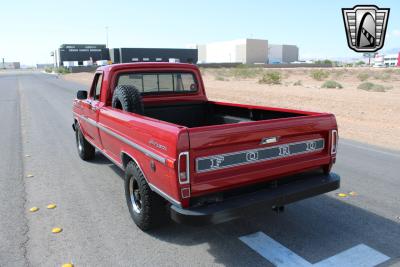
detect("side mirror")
(77, 90), (88, 100)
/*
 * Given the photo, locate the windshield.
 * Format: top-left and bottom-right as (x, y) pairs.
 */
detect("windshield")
(117, 72), (198, 94)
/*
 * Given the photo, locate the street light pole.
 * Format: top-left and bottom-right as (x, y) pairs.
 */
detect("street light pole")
(105, 26), (109, 48)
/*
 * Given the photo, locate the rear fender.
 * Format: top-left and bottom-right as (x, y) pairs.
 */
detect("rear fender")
(120, 150), (182, 207)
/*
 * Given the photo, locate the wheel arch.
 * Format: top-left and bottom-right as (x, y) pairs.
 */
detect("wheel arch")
(73, 118), (84, 134)
(121, 150), (182, 207)
(121, 151), (150, 183)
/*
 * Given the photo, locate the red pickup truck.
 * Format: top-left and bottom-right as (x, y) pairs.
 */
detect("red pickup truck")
(72, 63), (340, 230)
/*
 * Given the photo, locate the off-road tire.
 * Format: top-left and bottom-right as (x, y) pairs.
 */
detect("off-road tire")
(124, 161), (166, 230)
(112, 85), (144, 114)
(75, 123), (95, 160)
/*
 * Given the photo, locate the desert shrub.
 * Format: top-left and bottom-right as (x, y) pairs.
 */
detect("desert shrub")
(383, 69), (394, 74)
(213, 68), (230, 78)
(258, 71), (282, 84)
(374, 72), (391, 81)
(232, 65), (263, 79)
(332, 69), (345, 78)
(357, 72), (369, 81)
(55, 67), (71, 74)
(310, 69), (329, 81)
(321, 80), (343, 89)
(293, 80), (302, 86)
(44, 67), (53, 73)
(357, 82), (387, 92)
(215, 76), (226, 81)
(315, 59), (333, 66)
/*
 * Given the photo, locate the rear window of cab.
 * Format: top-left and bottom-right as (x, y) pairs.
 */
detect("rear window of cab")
(116, 72), (198, 94)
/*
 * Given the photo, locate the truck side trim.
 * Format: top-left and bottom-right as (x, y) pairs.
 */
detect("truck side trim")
(75, 114), (181, 206)
(74, 113), (166, 165)
(98, 121), (166, 164)
(87, 136), (124, 169)
(149, 183), (182, 206)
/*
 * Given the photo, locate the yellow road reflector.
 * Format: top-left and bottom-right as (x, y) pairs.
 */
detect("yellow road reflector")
(29, 207), (39, 212)
(349, 191), (358, 196)
(62, 263), (73, 267)
(337, 193), (348, 197)
(26, 174), (34, 178)
(47, 204), (57, 209)
(52, 227), (63, 233)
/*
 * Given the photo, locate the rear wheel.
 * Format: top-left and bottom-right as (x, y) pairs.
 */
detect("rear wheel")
(124, 161), (167, 230)
(75, 123), (95, 160)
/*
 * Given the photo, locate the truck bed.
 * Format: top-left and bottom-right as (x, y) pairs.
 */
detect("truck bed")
(144, 101), (306, 128)
(143, 100), (335, 197)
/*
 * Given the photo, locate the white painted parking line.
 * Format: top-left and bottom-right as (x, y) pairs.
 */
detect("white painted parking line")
(239, 232), (390, 267)
(239, 232), (311, 267)
(314, 244), (390, 267)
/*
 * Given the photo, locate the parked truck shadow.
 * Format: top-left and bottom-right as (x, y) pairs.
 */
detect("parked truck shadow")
(98, 153), (400, 266)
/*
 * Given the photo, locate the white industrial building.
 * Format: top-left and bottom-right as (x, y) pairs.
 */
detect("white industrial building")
(383, 54), (399, 67)
(197, 39), (268, 64)
(373, 53), (399, 67)
(268, 44), (299, 64)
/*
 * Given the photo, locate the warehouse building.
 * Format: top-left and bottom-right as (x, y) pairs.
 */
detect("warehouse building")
(0, 61), (20, 69)
(110, 48), (197, 64)
(268, 44), (299, 64)
(57, 44), (110, 66)
(197, 39), (268, 64)
(56, 44), (197, 67)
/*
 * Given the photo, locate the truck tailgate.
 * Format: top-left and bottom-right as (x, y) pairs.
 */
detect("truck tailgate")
(188, 114), (337, 196)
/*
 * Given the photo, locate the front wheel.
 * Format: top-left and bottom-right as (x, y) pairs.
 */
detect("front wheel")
(124, 161), (167, 230)
(75, 123), (95, 161)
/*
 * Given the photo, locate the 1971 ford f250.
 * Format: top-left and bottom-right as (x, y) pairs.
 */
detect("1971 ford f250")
(72, 63), (340, 230)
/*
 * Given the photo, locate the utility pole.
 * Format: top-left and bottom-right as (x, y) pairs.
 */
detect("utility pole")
(105, 26), (109, 48)
(54, 49), (58, 68)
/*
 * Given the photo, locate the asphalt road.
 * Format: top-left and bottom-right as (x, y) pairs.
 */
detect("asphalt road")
(1, 71), (399, 266)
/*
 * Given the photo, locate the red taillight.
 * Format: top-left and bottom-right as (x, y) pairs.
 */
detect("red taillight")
(331, 130), (338, 155)
(178, 152), (190, 184)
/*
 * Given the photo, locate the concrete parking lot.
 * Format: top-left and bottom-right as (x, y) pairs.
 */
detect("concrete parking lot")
(1, 71), (399, 266)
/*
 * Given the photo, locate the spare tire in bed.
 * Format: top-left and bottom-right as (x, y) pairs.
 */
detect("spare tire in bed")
(112, 85), (144, 114)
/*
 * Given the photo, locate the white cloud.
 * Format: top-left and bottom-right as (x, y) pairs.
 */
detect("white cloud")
(393, 29), (400, 37)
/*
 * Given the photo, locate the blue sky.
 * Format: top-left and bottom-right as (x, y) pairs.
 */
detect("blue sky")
(1, 0), (399, 65)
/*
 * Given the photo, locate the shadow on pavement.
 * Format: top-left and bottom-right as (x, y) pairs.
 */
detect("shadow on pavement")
(98, 153), (400, 266)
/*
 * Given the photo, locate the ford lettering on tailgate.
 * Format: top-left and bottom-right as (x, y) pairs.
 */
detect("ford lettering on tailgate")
(196, 139), (324, 173)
